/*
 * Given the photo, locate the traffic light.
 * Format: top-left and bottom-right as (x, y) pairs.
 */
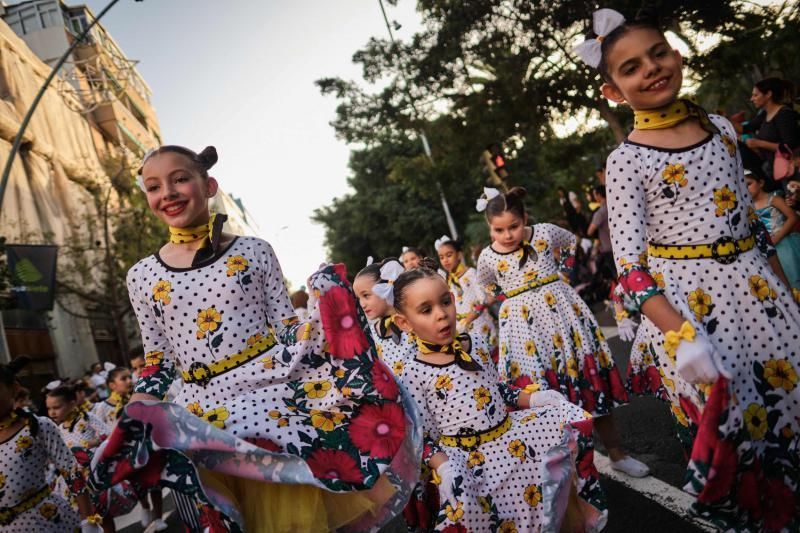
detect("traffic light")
(480, 143), (509, 191)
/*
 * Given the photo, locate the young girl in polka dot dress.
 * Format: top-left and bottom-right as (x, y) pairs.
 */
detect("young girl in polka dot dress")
(391, 266), (606, 532)
(89, 145), (419, 533)
(435, 236), (499, 356)
(575, 8), (800, 530)
(0, 358), (102, 532)
(476, 187), (650, 479)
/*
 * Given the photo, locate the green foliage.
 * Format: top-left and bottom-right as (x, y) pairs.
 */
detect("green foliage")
(315, 1), (800, 273)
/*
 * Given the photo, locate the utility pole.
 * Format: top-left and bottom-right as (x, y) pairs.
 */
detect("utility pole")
(377, 0), (458, 240)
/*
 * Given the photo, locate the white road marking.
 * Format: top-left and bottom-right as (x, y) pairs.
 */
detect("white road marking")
(594, 453), (717, 532)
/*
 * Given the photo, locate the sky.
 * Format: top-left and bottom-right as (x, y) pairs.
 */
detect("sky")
(83, 0), (423, 288)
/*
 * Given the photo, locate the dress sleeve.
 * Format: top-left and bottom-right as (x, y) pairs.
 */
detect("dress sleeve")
(128, 267), (178, 398)
(258, 241), (301, 343)
(476, 250), (500, 296)
(462, 269), (488, 313)
(545, 224), (577, 275)
(606, 146), (663, 309)
(40, 417), (86, 494)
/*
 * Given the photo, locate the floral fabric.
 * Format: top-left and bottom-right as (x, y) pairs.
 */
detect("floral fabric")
(399, 334), (606, 532)
(477, 223), (628, 416)
(0, 414), (82, 531)
(606, 113), (800, 531)
(96, 256), (421, 532)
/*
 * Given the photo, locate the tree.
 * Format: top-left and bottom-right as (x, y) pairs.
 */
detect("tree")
(56, 156), (167, 363)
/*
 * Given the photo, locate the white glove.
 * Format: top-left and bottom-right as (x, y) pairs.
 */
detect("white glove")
(529, 389), (565, 407)
(80, 520), (103, 533)
(617, 317), (638, 342)
(675, 333), (731, 384)
(435, 460), (457, 508)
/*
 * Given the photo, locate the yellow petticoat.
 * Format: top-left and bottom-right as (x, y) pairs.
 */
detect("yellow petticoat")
(199, 469), (395, 533)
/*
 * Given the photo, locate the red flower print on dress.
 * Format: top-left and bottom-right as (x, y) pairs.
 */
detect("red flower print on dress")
(348, 402), (405, 458)
(371, 362), (399, 400)
(580, 388), (597, 414)
(620, 269), (657, 293)
(306, 449), (364, 484)
(736, 460), (762, 520)
(696, 439), (737, 504)
(332, 263), (349, 283)
(245, 437), (282, 453)
(139, 365), (160, 379)
(441, 524), (468, 533)
(763, 478), (794, 531)
(565, 379), (578, 404)
(644, 366), (662, 395)
(576, 444), (597, 479)
(513, 374), (533, 389)
(544, 369), (559, 391)
(319, 286), (369, 359)
(582, 354), (609, 395)
(199, 504), (227, 532)
(607, 366), (628, 402)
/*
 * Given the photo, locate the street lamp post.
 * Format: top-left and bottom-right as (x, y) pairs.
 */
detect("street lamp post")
(0, 0), (138, 211)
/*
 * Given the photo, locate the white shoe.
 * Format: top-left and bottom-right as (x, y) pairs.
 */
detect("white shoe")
(141, 508), (154, 527)
(611, 456), (650, 478)
(152, 518), (168, 532)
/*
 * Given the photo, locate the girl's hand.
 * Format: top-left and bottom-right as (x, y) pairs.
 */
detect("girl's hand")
(676, 332), (731, 384)
(617, 317), (638, 342)
(528, 389), (565, 407)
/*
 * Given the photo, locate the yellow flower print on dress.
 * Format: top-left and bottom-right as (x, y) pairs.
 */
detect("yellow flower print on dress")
(392, 360), (405, 376)
(477, 496), (491, 513)
(445, 501), (464, 522)
(598, 351), (611, 368)
(508, 439), (526, 462)
(523, 484), (542, 507)
(552, 333), (564, 350)
(662, 163), (688, 187)
(261, 356), (274, 370)
(533, 239), (547, 253)
(763, 359), (798, 392)
(152, 280), (172, 305)
(468, 450), (485, 467)
(187, 402), (204, 417)
(543, 292), (556, 307)
(525, 340), (536, 357)
(566, 357), (579, 379)
(310, 410), (345, 432)
(144, 351), (164, 366)
(196, 306), (223, 339)
(435, 374), (453, 391)
(748, 275), (773, 301)
(521, 305), (530, 321)
(203, 406), (230, 429)
(721, 135), (737, 156)
(653, 272), (665, 289)
(473, 386), (491, 410)
(523, 270), (538, 282)
(713, 186), (737, 217)
(744, 403), (768, 440)
(304, 380), (332, 399)
(509, 361), (521, 379)
(497, 260), (509, 274)
(499, 307), (509, 319)
(671, 404), (689, 427)
(572, 303), (582, 317)
(226, 255), (249, 277)
(687, 288), (713, 321)
(15, 435), (33, 453)
(498, 520), (518, 533)
(572, 330), (582, 349)
(0, 472), (5, 489)
(39, 502), (58, 520)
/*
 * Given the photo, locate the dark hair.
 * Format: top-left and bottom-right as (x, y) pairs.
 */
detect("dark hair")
(355, 263), (382, 282)
(436, 239), (463, 253)
(485, 186), (528, 221)
(106, 366), (129, 386)
(401, 247), (424, 259)
(593, 185), (606, 197)
(0, 356), (29, 386)
(754, 78), (794, 105)
(129, 354), (145, 363)
(586, 9), (664, 83)
(393, 266), (443, 312)
(138, 145), (218, 178)
(290, 290), (309, 309)
(47, 384), (77, 403)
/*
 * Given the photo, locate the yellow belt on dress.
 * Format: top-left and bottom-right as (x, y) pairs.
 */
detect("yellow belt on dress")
(0, 485), (51, 526)
(439, 415), (511, 451)
(182, 331), (278, 387)
(647, 235), (755, 265)
(501, 273), (560, 300)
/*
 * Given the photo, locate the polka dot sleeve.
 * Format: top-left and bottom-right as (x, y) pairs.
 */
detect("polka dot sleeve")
(40, 416), (86, 494)
(606, 146), (662, 309)
(126, 266), (178, 398)
(543, 224), (577, 275)
(477, 249), (500, 297)
(257, 241), (299, 339)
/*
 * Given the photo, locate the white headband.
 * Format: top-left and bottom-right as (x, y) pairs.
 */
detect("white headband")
(434, 235), (452, 251)
(372, 260), (405, 306)
(136, 148), (158, 192)
(475, 187), (502, 212)
(573, 8), (626, 68)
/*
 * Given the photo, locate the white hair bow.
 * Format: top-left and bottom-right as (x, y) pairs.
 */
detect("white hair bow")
(573, 8), (626, 68)
(401, 246), (410, 254)
(475, 187), (502, 212)
(135, 148), (158, 192)
(45, 380), (62, 391)
(366, 256), (374, 266)
(372, 260), (405, 306)
(434, 235), (452, 251)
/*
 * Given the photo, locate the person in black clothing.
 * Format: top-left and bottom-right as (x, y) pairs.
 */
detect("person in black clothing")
(738, 78), (799, 179)
(556, 186), (588, 236)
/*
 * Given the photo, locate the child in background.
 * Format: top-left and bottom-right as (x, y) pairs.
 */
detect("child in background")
(290, 288), (310, 322)
(400, 246), (425, 270)
(94, 367), (132, 426)
(129, 354), (146, 382)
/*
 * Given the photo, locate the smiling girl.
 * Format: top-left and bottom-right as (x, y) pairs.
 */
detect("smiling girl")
(90, 145), (418, 532)
(576, 8), (800, 530)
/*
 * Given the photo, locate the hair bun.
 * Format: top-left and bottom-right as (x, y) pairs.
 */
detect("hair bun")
(198, 146), (218, 170)
(418, 257), (440, 271)
(506, 186), (527, 200)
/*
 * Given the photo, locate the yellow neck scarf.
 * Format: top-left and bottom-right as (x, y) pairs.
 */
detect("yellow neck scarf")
(633, 98), (719, 134)
(108, 391), (128, 419)
(416, 334), (482, 371)
(447, 263), (467, 295)
(168, 213), (228, 267)
(0, 410), (18, 430)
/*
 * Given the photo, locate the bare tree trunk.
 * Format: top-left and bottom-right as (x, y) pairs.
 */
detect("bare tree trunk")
(598, 99), (626, 144)
(101, 188), (130, 362)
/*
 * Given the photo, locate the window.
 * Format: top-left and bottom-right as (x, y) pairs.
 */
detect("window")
(4, 1), (60, 35)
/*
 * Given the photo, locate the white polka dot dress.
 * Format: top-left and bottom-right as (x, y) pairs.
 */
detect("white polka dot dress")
(399, 334), (606, 531)
(367, 317), (416, 379)
(91, 400), (116, 427)
(0, 414), (81, 531)
(449, 266), (499, 354)
(606, 114), (800, 530)
(477, 224), (629, 415)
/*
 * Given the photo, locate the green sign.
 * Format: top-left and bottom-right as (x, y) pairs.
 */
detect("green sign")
(6, 244), (58, 310)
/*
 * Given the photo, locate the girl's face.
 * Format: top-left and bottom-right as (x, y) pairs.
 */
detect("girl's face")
(353, 275), (392, 320)
(600, 27), (683, 111)
(488, 211), (527, 249)
(46, 395), (76, 424)
(394, 276), (456, 345)
(750, 87), (769, 109)
(401, 251), (421, 270)
(437, 245), (462, 273)
(745, 177), (763, 197)
(109, 370), (132, 394)
(141, 152), (219, 229)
